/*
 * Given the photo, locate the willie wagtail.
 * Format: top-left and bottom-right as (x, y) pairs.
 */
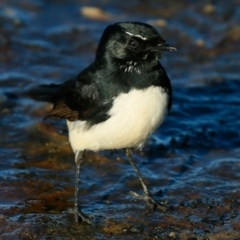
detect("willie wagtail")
(30, 22), (176, 224)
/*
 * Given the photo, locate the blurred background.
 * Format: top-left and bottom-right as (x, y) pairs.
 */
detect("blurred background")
(0, 0), (240, 239)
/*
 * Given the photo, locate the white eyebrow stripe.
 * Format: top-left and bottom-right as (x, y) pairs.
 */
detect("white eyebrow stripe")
(125, 31), (148, 40)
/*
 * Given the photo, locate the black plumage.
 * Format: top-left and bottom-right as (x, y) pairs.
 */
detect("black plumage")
(50, 23), (173, 126)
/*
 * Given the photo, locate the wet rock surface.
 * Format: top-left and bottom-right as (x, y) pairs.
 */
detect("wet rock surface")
(0, 0), (240, 239)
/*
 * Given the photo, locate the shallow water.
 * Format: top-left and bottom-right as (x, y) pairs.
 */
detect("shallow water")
(0, 0), (240, 239)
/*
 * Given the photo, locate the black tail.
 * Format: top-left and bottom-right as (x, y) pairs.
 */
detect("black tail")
(24, 84), (60, 103)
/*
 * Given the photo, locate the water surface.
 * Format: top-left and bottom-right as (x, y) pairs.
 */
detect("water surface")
(0, 0), (240, 239)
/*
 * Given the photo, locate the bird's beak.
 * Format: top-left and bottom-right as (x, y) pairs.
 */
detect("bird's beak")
(157, 42), (177, 52)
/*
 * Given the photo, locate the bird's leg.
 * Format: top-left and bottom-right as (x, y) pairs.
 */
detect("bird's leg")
(69, 151), (92, 224)
(125, 148), (167, 212)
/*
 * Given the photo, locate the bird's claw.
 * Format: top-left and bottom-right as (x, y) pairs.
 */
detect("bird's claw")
(130, 191), (168, 212)
(68, 207), (94, 225)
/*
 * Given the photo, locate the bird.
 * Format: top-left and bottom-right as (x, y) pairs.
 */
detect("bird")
(29, 22), (176, 224)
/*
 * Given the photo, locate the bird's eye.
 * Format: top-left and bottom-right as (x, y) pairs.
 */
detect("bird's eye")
(127, 39), (139, 49)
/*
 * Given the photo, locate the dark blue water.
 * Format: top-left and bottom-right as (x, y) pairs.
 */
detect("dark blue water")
(0, 0), (240, 239)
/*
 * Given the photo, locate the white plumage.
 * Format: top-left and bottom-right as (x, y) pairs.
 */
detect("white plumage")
(67, 86), (168, 153)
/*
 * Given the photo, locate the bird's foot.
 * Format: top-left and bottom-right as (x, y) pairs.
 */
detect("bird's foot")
(68, 207), (94, 224)
(130, 191), (168, 212)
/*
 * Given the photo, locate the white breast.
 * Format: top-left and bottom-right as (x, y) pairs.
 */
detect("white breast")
(68, 86), (168, 153)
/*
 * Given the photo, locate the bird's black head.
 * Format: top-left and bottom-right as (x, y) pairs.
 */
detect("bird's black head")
(96, 22), (176, 71)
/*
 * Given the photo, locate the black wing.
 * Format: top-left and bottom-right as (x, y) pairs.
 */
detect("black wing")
(49, 75), (100, 122)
